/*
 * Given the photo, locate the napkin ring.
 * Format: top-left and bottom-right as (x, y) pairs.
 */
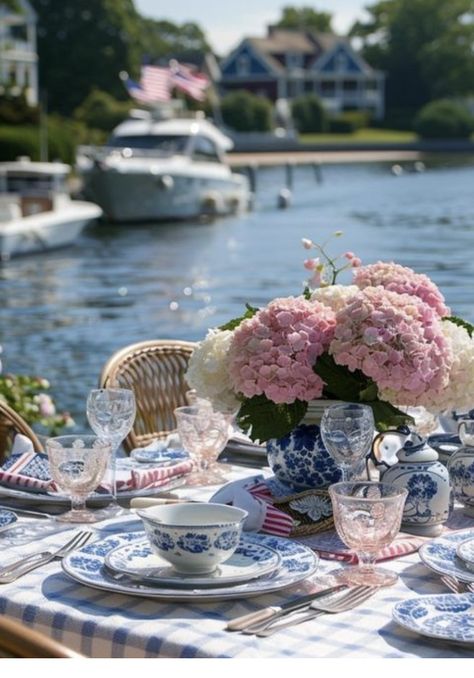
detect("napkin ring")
(272, 489), (334, 536)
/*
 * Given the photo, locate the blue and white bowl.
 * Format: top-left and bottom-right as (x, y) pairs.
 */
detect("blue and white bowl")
(137, 502), (248, 574)
(266, 423), (342, 491)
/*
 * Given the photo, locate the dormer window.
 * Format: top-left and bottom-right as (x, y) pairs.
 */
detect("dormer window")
(335, 51), (348, 72)
(237, 54), (250, 76)
(286, 52), (302, 69)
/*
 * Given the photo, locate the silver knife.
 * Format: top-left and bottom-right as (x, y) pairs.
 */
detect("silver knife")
(225, 583), (347, 631)
(0, 505), (54, 520)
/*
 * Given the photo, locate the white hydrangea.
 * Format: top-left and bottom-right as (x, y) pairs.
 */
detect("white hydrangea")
(185, 328), (240, 413)
(311, 284), (359, 313)
(427, 321), (474, 413)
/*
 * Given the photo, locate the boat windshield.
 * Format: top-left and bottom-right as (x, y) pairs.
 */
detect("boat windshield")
(106, 134), (190, 156)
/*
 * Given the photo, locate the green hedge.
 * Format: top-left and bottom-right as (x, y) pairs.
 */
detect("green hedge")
(414, 100), (474, 139)
(221, 90), (273, 132)
(328, 110), (370, 134)
(291, 94), (328, 133)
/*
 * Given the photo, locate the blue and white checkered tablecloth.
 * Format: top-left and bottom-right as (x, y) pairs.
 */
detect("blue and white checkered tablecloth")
(0, 469), (472, 658)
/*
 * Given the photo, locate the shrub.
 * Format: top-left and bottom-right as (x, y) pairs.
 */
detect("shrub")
(73, 88), (132, 133)
(221, 91), (273, 132)
(414, 100), (474, 139)
(291, 94), (328, 133)
(0, 91), (39, 125)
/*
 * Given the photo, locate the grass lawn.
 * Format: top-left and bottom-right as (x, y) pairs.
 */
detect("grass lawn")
(299, 128), (417, 144)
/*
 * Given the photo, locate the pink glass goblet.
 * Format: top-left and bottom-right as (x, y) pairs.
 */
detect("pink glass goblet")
(329, 481), (408, 587)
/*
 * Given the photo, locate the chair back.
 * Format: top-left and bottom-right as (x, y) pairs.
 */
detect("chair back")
(0, 401), (44, 464)
(99, 339), (196, 453)
(0, 615), (84, 658)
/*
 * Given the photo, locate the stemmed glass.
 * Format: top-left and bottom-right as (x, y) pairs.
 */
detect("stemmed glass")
(46, 434), (112, 523)
(86, 388), (136, 513)
(321, 403), (375, 481)
(329, 481), (408, 587)
(174, 404), (233, 486)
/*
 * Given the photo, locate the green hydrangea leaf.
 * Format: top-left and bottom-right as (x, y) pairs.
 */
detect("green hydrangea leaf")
(237, 395), (307, 443)
(219, 303), (259, 331)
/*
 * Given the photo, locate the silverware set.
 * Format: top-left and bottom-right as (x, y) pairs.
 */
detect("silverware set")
(441, 575), (474, 594)
(226, 585), (378, 636)
(0, 530), (93, 584)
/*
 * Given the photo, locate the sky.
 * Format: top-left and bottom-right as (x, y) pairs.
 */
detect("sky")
(134, 0), (370, 55)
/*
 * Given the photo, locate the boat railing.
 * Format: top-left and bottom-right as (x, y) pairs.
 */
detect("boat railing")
(76, 144), (187, 163)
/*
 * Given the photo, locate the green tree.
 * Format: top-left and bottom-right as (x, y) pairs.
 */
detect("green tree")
(139, 18), (211, 62)
(275, 6), (333, 32)
(350, 0), (474, 111)
(291, 94), (328, 133)
(73, 88), (132, 133)
(414, 99), (474, 138)
(221, 91), (272, 132)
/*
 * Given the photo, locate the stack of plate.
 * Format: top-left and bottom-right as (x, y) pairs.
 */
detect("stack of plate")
(61, 531), (319, 602)
(392, 529), (474, 646)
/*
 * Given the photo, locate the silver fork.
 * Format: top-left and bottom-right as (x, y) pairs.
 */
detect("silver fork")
(247, 586), (377, 637)
(440, 574), (474, 594)
(0, 530), (93, 584)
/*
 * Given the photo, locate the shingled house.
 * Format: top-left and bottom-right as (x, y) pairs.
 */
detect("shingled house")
(219, 26), (385, 119)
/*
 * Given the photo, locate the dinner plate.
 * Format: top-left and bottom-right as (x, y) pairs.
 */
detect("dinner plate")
(419, 528), (474, 583)
(392, 593), (474, 645)
(456, 538), (474, 572)
(61, 531), (319, 602)
(130, 447), (189, 464)
(0, 508), (17, 531)
(104, 537), (282, 587)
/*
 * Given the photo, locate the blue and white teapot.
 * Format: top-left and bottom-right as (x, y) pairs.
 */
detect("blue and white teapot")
(371, 427), (451, 537)
(448, 418), (474, 517)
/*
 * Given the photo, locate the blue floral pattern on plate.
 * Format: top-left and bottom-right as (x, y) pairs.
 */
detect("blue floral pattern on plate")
(104, 536), (282, 587)
(393, 593), (474, 644)
(62, 531), (318, 602)
(0, 509), (17, 530)
(456, 537), (474, 572)
(419, 528), (474, 583)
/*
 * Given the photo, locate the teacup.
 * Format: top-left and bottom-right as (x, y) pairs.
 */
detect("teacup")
(137, 502), (248, 574)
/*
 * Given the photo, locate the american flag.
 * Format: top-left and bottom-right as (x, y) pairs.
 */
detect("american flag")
(124, 65), (171, 103)
(169, 60), (209, 101)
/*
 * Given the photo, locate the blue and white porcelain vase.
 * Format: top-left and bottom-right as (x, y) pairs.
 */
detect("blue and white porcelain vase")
(448, 420), (474, 517)
(372, 428), (451, 537)
(266, 401), (343, 491)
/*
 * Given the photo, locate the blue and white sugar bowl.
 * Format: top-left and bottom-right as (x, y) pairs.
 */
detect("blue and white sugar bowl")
(371, 427), (451, 537)
(448, 419), (474, 517)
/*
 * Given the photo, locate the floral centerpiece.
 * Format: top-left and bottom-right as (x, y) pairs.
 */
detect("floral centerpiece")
(186, 233), (474, 443)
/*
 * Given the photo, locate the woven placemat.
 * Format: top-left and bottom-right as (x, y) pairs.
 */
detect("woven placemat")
(272, 488), (334, 536)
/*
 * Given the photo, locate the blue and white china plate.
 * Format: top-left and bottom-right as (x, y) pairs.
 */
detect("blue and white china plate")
(456, 538), (474, 573)
(419, 529), (474, 583)
(104, 537), (281, 587)
(130, 447), (189, 464)
(62, 531), (319, 602)
(393, 593), (474, 645)
(0, 508), (17, 532)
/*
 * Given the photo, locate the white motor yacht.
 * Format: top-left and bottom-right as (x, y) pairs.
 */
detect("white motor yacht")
(76, 109), (251, 223)
(0, 158), (102, 259)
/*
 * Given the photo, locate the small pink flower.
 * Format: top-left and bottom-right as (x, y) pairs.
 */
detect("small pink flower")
(351, 257), (362, 267)
(303, 258), (319, 271)
(344, 251), (355, 260)
(302, 238), (313, 249)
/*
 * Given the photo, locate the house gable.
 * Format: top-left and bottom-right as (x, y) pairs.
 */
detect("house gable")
(311, 42), (368, 75)
(220, 40), (278, 77)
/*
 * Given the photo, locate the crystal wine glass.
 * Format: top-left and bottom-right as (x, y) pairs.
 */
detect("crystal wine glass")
(329, 481), (408, 587)
(321, 403), (375, 481)
(46, 434), (111, 523)
(174, 404), (233, 486)
(86, 388), (136, 514)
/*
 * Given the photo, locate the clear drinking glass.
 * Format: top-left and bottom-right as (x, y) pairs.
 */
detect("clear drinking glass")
(321, 403), (374, 481)
(46, 434), (111, 523)
(329, 481), (408, 587)
(86, 388), (136, 513)
(174, 405), (232, 486)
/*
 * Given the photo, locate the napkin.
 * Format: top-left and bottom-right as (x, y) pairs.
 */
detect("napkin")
(0, 434), (194, 495)
(210, 475), (295, 537)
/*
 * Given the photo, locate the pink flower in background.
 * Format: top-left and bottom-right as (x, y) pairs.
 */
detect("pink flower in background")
(228, 296), (336, 404)
(353, 261), (450, 317)
(36, 393), (56, 417)
(330, 287), (453, 408)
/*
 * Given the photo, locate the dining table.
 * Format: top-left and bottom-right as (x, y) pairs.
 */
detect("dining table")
(0, 458), (472, 660)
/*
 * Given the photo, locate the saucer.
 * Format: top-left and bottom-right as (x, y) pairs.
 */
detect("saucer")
(419, 528), (474, 583)
(456, 538), (474, 573)
(393, 593), (474, 645)
(104, 536), (282, 587)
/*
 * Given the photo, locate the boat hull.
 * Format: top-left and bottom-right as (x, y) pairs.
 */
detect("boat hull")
(81, 167), (250, 223)
(0, 201), (102, 258)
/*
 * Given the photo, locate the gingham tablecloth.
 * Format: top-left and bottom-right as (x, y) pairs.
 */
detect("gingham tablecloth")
(0, 468), (472, 659)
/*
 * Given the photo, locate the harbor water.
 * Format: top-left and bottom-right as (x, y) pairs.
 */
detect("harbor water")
(1, 154), (474, 425)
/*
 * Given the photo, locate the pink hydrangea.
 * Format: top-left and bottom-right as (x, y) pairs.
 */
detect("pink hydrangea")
(330, 287), (453, 408)
(228, 296), (336, 404)
(353, 261), (450, 317)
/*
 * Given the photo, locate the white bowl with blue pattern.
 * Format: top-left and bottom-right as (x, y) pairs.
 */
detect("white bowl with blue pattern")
(393, 593), (474, 645)
(137, 502), (248, 575)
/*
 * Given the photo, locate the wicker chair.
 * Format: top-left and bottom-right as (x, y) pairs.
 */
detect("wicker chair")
(0, 615), (84, 658)
(98, 339), (196, 454)
(0, 401), (44, 464)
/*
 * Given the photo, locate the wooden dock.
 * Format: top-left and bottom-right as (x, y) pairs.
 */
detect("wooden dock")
(227, 149), (421, 168)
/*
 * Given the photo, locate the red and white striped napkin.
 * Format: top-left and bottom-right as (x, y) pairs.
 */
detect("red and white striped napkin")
(211, 476), (295, 537)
